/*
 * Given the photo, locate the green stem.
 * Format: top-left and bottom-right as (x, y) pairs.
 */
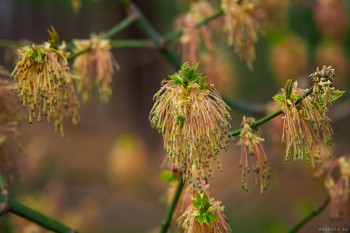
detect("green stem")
(228, 87), (313, 137)
(67, 47), (90, 60)
(109, 39), (151, 48)
(163, 9), (224, 44)
(160, 179), (185, 233)
(289, 196), (330, 233)
(0, 39), (29, 48)
(129, 4), (161, 45)
(0, 192), (76, 233)
(102, 13), (139, 39)
(222, 97), (266, 115)
(127, 3), (182, 69)
(68, 13), (138, 60)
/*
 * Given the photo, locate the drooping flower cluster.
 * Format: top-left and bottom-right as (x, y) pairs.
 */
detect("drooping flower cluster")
(177, 188), (231, 233)
(315, 156), (350, 224)
(11, 42), (79, 136)
(175, 1), (216, 65)
(174, 1), (230, 91)
(237, 117), (270, 193)
(273, 81), (324, 167)
(149, 63), (231, 179)
(221, 0), (264, 68)
(72, 36), (119, 102)
(273, 66), (344, 167)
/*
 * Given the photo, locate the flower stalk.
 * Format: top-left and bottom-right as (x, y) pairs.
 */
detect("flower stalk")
(0, 191), (77, 233)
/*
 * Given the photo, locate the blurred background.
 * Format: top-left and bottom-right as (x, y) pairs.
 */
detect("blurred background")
(0, 0), (350, 232)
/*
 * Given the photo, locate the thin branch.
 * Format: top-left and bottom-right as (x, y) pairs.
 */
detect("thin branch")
(102, 12), (139, 39)
(68, 13), (138, 60)
(109, 39), (152, 48)
(160, 179), (185, 233)
(0, 14), (138, 59)
(163, 9), (224, 44)
(0, 191), (77, 233)
(0, 39), (28, 48)
(67, 47), (90, 60)
(127, 3), (182, 69)
(289, 196), (330, 233)
(228, 87), (314, 137)
(222, 96), (266, 116)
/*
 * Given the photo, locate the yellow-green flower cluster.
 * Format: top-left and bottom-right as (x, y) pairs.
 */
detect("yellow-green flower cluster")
(273, 80), (322, 167)
(11, 42), (79, 136)
(237, 117), (270, 193)
(175, 1), (216, 65)
(149, 63), (231, 179)
(177, 191), (231, 233)
(273, 67), (344, 167)
(308, 66), (344, 145)
(175, 1), (230, 91)
(309, 66), (344, 133)
(221, 0), (264, 68)
(72, 36), (119, 102)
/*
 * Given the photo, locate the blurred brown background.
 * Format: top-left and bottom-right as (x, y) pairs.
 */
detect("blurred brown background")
(1, 0), (350, 232)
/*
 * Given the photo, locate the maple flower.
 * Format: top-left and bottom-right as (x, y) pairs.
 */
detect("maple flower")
(175, 1), (216, 65)
(177, 190), (231, 233)
(273, 76), (342, 167)
(11, 43), (79, 136)
(72, 36), (119, 102)
(237, 117), (270, 193)
(149, 63), (231, 179)
(309, 66), (344, 145)
(174, 2), (230, 91)
(221, 0), (264, 68)
(310, 66), (344, 114)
